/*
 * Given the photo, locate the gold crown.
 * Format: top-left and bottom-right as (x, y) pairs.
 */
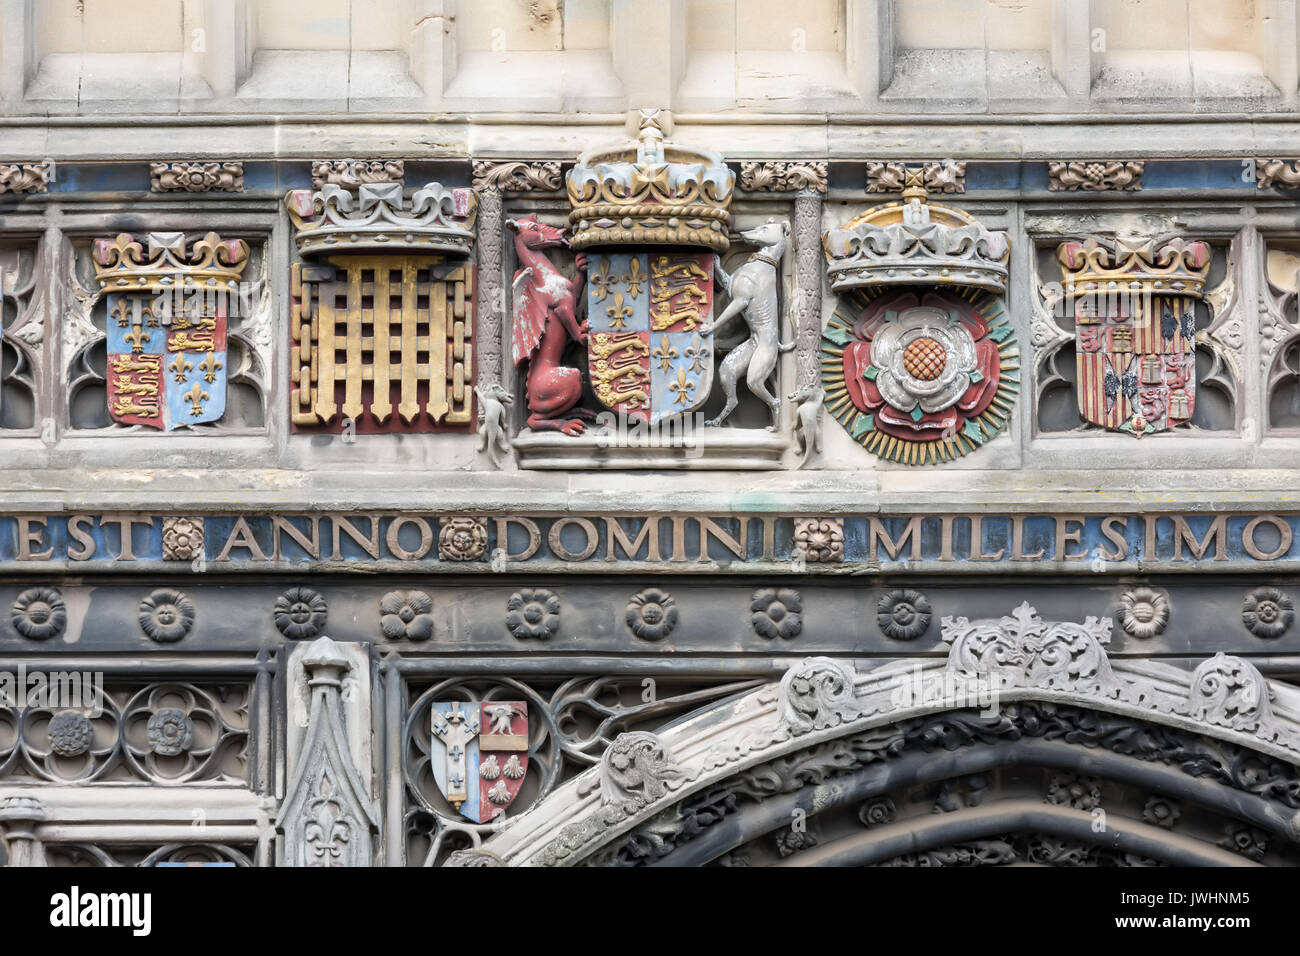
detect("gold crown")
(1057, 236), (1211, 299)
(93, 232), (250, 292)
(566, 111), (734, 252)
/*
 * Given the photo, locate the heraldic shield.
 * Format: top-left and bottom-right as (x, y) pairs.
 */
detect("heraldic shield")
(430, 701), (529, 823)
(586, 251), (715, 424)
(1061, 237), (1211, 437)
(105, 290), (228, 429)
(1075, 292), (1196, 436)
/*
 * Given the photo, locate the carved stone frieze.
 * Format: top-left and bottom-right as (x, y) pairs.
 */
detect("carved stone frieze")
(1256, 158), (1300, 189)
(738, 161), (827, 193)
(311, 159), (404, 190)
(471, 160), (563, 192)
(866, 161), (965, 194)
(942, 601), (1116, 693)
(0, 162), (52, 195)
(150, 162), (244, 192)
(1048, 161), (1144, 191)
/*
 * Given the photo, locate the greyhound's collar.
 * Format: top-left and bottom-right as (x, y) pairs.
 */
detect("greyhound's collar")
(747, 251), (780, 269)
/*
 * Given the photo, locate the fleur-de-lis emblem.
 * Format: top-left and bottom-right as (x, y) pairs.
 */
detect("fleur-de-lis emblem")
(111, 300), (132, 328)
(184, 382), (210, 417)
(669, 368), (696, 407)
(622, 257), (645, 298)
(590, 257), (617, 302)
(607, 292), (633, 331)
(141, 302), (160, 328)
(198, 352), (223, 384)
(653, 335), (678, 372)
(123, 324), (151, 352)
(684, 334), (711, 373)
(168, 353), (194, 384)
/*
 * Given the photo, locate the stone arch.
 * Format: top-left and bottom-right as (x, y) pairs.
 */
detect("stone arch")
(456, 603), (1300, 867)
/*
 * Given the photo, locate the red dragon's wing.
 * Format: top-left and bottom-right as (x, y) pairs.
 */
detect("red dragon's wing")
(512, 273), (549, 366)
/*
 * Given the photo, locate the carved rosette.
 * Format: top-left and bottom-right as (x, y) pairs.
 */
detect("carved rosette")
(823, 176), (1018, 464)
(1188, 653), (1273, 734)
(506, 588), (560, 640)
(161, 517), (205, 561)
(379, 590), (433, 641)
(150, 162), (245, 193)
(792, 517), (844, 563)
(138, 589), (196, 643)
(1117, 587), (1170, 639)
(941, 601), (1116, 693)
(877, 589), (932, 640)
(625, 588), (678, 641)
(778, 657), (862, 735)
(275, 586), (328, 639)
(439, 517), (489, 561)
(10, 587), (66, 641)
(751, 588), (802, 639)
(1048, 161), (1144, 191)
(1241, 587), (1294, 639)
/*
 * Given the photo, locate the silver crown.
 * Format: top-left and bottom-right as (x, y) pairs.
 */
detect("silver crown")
(286, 182), (478, 258)
(823, 179), (1009, 295)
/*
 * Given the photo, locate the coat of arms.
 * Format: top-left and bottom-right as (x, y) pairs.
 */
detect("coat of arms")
(93, 233), (249, 430)
(430, 701), (529, 823)
(586, 251), (716, 424)
(1059, 237), (1211, 436)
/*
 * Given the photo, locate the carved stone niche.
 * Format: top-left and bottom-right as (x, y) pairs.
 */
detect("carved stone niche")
(510, 110), (789, 469)
(285, 182), (479, 434)
(821, 170), (1020, 465)
(277, 637), (377, 867)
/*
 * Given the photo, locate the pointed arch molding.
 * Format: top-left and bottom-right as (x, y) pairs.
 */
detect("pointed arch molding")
(463, 603), (1300, 867)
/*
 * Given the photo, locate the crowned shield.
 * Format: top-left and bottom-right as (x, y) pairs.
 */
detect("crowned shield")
(430, 701), (529, 823)
(1074, 291), (1196, 436)
(586, 251), (714, 424)
(105, 287), (228, 430)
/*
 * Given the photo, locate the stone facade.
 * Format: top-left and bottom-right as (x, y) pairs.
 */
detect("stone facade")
(2, 0), (1300, 869)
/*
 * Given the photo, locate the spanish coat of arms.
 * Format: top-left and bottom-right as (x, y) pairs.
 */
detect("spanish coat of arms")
(430, 701), (529, 823)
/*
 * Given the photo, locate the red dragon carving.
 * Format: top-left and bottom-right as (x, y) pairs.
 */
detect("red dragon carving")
(508, 214), (595, 435)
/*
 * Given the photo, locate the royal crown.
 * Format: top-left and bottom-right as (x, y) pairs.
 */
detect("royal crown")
(92, 232), (250, 292)
(1057, 236), (1212, 299)
(566, 110), (734, 253)
(823, 172), (1010, 295)
(285, 181), (478, 258)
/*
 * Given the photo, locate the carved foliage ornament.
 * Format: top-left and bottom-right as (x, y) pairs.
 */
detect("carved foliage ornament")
(311, 160), (404, 190)
(866, 161), (966, 194)
(1255, 159), (1300, 189)
(150, 162), (244, 193)
(472, 160), (563, 192)
(739, 161), (828, 194)
(1057, 236), (1211, 436)
(778, 657), (862, 735)
(1189, 653), (1273, 733)
(941, 600), (1116, 693)
(0, 162), (52, 195)
(1048, 161), (1144, 192)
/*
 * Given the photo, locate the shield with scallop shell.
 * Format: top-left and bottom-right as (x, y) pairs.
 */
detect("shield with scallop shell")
(429, 701), (529, 823)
